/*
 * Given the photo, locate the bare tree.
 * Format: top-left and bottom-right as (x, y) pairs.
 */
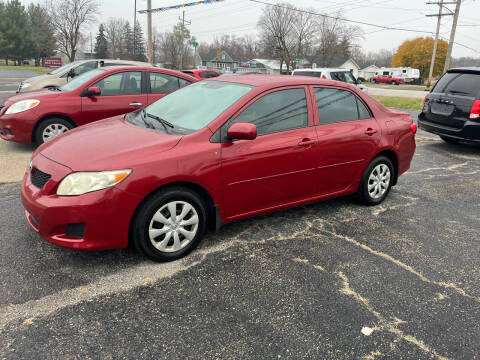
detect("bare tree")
(258, 4), (363, 70)
(105, 18), (125, 59)
(47, 0), (98, 62)
(354, 49), (395, 68)
(291, 9), (316, 69)
(258, 3), (297, 72)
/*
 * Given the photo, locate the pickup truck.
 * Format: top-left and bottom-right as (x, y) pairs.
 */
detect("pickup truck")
(372, 75), (404, 85)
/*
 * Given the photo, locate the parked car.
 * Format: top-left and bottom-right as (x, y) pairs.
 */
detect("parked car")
(16, 59), (151, 93)
(182, 69), (222, 80)
(371, 75), (404, 85)
(418, 67), (480, 144)
(0, 66), (196, 145)
(21, 75), (416, 261)
(292, 68), (368, 92)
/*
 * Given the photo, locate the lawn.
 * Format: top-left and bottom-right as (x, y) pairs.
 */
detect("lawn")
(0, 65), (51, 74)
(366, 83), (432, 91)
(371, 95), (424, 111)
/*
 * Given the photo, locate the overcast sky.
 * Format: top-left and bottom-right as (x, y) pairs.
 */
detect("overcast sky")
(23, 0), (480, 58)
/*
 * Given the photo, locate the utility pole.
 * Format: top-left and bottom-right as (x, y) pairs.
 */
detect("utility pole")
(178, 10), (191, 71)
(134, 0), (137, 58)
(90, 32), (93, 59)
(147, 0), (152, 64)
(444, 0), (462, 72)
(426, 0), (444, 87)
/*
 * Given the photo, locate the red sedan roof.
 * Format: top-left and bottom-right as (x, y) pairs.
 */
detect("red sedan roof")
(101, 66), (197, 81)
(212, 74), (357, 90)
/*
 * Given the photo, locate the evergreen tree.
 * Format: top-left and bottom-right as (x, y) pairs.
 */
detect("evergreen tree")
(94, 24), (108, 58)
(122, 21), (134, 60)
(133, 20), (147, 62)
(2, 0), (34, 65)
(0, 2), (5, 63)
(27, 4), (56, 66)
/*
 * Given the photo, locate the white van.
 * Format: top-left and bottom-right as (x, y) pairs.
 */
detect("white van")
(292, 68), (368, 93)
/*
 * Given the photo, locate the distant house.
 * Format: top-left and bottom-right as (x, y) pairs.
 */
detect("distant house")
(358, 65), (380, 81)
(339, 58), (361, 79)
(198, 49), (238, 72)
(241, 58), (307, 74)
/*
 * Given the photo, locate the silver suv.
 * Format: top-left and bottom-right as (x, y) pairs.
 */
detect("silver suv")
(17, 59), (151, 93)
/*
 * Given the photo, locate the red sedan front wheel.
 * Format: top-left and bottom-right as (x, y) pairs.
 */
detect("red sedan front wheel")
(132, 187), (207, 262)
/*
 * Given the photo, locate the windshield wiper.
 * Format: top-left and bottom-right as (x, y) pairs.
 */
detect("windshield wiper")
(142, 109), (174, 133)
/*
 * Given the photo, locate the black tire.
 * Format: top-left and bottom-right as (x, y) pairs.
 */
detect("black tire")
(35, 117), (74, 146)
(357, 156), (394, 206)
(440, 136), (460, 144)
(132, 187), (207, 262)
(372, 79), (377, 83)
(392, 81), (397, 85)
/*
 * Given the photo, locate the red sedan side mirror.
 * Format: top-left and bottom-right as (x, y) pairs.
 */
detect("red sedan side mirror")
(227, 122), (257, 141)
(86, 86), (101, 96)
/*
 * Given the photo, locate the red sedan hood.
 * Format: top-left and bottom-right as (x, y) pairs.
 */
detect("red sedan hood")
(39, 116), (182, 171)
(2, 89), (63, 105)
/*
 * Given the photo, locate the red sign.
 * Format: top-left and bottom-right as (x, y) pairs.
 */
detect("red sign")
(43, 58), (62, 67)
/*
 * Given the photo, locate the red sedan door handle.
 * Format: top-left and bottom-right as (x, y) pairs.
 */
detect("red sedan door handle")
(298, 138), (316, 147)
(129, 102), (143, 107)
(365, 128), (378, 136)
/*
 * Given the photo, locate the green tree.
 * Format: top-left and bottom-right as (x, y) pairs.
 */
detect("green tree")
(0, 1), (6, 63)
(2, 0), (34, 65)
(27, 3), (56, 66)
(94, 24), (108, 58)
(122, 21), (134, 60)
(391, 37), (448, 80)
(133, 20), (147, 62)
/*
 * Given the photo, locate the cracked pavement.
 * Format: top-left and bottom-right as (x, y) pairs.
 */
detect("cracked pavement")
(0, 133), (480, 359)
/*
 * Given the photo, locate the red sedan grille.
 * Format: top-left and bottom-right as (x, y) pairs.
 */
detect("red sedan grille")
(31, 168), (51, 189)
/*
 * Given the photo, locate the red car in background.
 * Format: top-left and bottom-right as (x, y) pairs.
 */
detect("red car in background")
(0, 66), (196, 145)
(22, 75), (416, 261)
(372, 75), (404, 85)
(182, 69), (221, 80)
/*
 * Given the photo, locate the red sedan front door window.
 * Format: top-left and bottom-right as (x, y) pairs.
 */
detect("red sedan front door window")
(221, 87), (319, 218)
(81, 71), (147, 124)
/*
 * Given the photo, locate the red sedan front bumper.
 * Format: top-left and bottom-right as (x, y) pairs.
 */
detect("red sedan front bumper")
(21, 153), (142, 250)
(0, 109), (37, 143)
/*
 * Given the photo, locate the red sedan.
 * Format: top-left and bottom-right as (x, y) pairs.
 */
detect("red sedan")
(0, 66), (196, 145)
(182, 69), (221, 80)
(22, 75), (416, 261)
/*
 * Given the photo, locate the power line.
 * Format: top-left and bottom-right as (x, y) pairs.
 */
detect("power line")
(248, 0), (436, 35)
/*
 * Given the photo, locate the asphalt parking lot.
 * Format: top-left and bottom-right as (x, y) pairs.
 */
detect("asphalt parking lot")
(0, 134), (479, 359)
(1, 73), (480, 359)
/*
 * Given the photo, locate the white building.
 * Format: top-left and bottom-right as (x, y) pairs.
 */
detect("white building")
(358, 65), (380, 81)
(339, 58), (361, 79)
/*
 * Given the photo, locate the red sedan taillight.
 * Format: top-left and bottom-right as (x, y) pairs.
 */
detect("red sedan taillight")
(468, 99), (480, 120)
(411, 123), (417, 134)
